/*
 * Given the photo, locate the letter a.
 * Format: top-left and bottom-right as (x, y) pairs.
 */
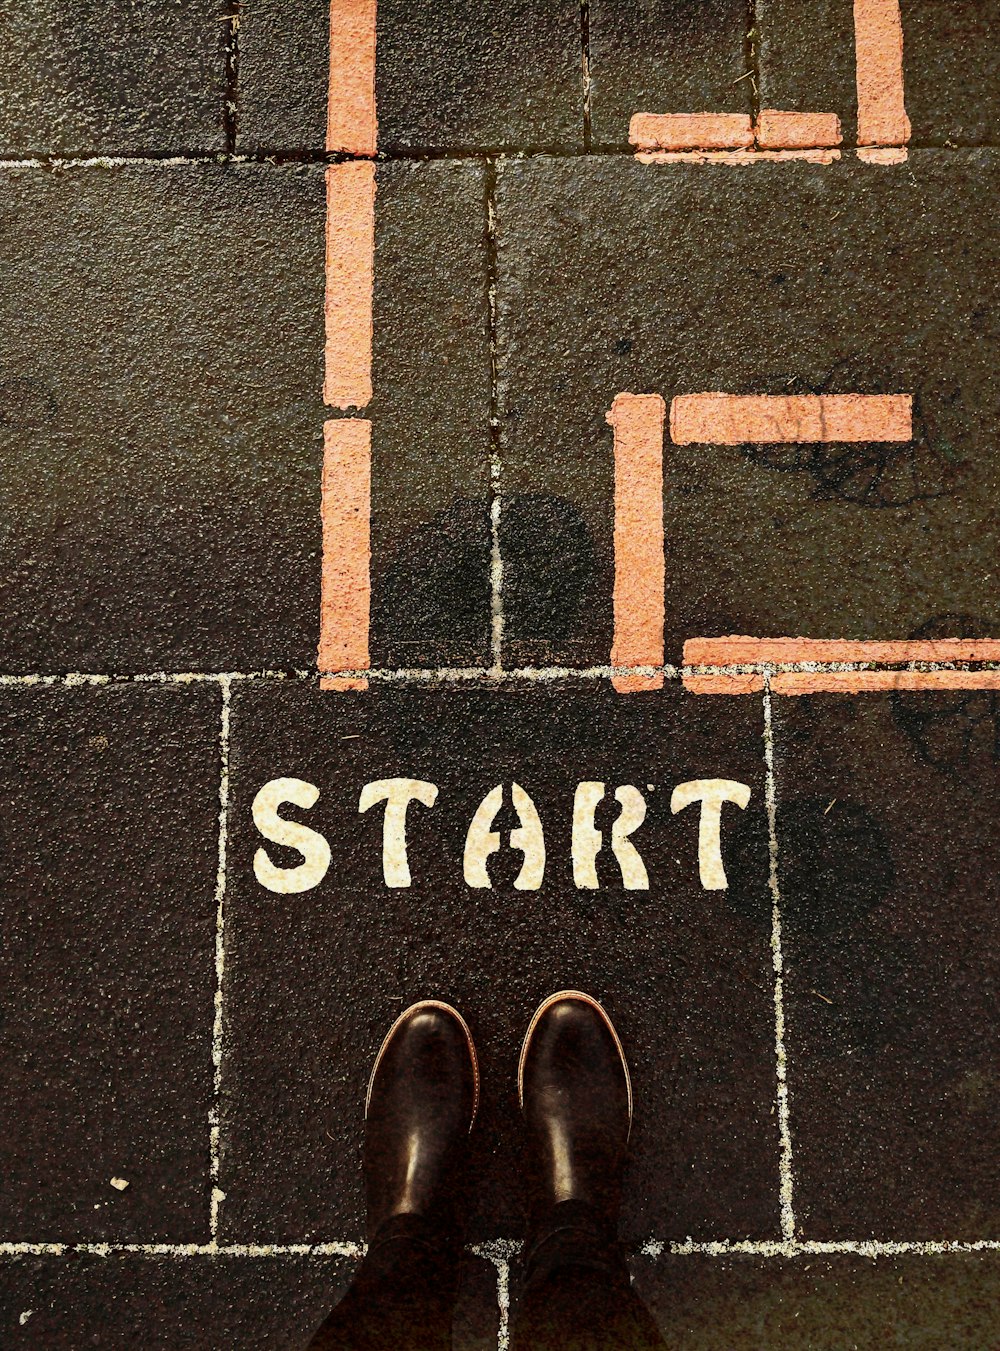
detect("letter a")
(464, 783), (545, 890)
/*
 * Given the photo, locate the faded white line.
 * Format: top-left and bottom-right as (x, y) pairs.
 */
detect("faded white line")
(473, 1240), (521, 1350)
(3, 1237), (999, 1260)
(763, 672), (796, 1243)
(3, 660), (1000, 690)
(209, 676), (233, 1240)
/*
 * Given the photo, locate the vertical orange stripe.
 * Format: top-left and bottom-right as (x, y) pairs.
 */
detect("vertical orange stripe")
(854, 0), (911, 147)
(324, 161), (376, 411)
(327, 0), (378, 155)
(320, 418), (371, 692)
(607, 394), (665, 693)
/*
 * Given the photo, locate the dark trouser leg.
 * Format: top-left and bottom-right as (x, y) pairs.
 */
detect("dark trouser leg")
(510, 1201), (667, 1351)
(305, 1214), (459, 1351)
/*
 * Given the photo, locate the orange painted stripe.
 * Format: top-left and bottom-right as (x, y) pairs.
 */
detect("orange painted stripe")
(670, 394), (912, 445)
(607, 394), (665, 693)
(684, 638), (1000, 667)
(629, 113), (754, 152)
(772, 670), (1000, 695)
(684, 668), (1000, 695)
(324, 161), (376, 411)
(636, 148), (841, 166)
(319, 418), (371, 692)
(857, 146), (908, 165)
(854, 0), (911, 148)
(756, 110), (843, 150)
(327, 0), (377, 155)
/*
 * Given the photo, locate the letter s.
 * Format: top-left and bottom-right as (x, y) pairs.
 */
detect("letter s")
(252, 777), (331, 894)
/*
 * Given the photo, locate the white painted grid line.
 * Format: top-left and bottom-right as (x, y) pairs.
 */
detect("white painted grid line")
(3, 1237), (1000, 1260)
(762, 673), (797, 1243)
(486, 158), (506, 678)
(473, 1240), (519, 1350)
(4, 659), (1000, 691)
(489, 490), (505, 676)
(208, 676), (233, 1241)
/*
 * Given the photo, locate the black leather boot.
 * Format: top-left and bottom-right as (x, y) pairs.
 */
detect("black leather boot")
(518, 990), (632, 1228)
(364, 999), (479, 1235)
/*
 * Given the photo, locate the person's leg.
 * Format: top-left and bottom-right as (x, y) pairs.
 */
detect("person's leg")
(303, 1000), (479, 1351)
(510, 991), (666, 1351)
(510, 1200), (665, 1351)
(306, 1213), (457, 1351)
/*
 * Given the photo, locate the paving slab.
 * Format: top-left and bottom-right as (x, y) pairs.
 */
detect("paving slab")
(494, 151), (1000, 669)
(0, 1255), (350, 1350)
(773, 691), (1000, 1237)
(628, 1252), (1000, 1348)
(220, 683), (778, 1247)
(367, 159), (491, 670)
(0, 159), (487, 675)
(237, 0), (582, 152)
(0, 1251), (496, 1350)
(0, 3), (225, 156)
(589, 0), (753, 149)
(0, 684), (219, 1243)
(758, 0), (1000, 148)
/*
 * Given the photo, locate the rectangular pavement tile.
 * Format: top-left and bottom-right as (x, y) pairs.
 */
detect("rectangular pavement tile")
(238, 0), (583, 152)
(758, 0), (1000, 148)
(0, 159), (488, 673)
(0, 684), (219, 1242)
(494, 151), (1000, 668)
(0, 1251), (496, 1350)
(589, 0), (753, 149)
(629, 1252), (1000, 1348)
(0, 3), (225, 156)
(367, 160), (491, 670)
(773, 692), (1000, 1238)
(220, 683), (779, 1246)
(0, 1255), (352, 1350)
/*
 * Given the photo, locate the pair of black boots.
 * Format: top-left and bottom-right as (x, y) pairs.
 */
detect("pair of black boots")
(307, 991), (666, 1351)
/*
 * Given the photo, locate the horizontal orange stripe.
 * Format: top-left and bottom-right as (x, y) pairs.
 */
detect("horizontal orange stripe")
(319, 418), (371, 691)
(857, 146), (908, 164)
(324, 161), (376, 411)
(773, 670), (1000, 694)
(629, 112), (754, 152)
(636, 148), (841, 166)
(756, 110), (843, 149)
(327, 0), (377, 155)
(684, 638), (1000, 667)
(670, 394), (912, 445)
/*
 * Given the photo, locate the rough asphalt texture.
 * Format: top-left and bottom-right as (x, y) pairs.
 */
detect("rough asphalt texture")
(1, 3), (999, 1348)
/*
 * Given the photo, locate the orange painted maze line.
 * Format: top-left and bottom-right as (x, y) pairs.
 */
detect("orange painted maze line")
(670, 394), (912, 446)
(630, 0), (908, 161)
(683, 639), (1000, 695)
(607, 395), (666, 693)
(320, 0), (378, 689)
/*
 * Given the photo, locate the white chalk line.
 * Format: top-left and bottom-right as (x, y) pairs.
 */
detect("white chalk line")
(208, 678), (232, 1239)
(3, 660), (1000, 690)
(762, 675), (797, 1243)
(3, 1238), (1000, 1260)
(473, 1241), (515, 1350)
